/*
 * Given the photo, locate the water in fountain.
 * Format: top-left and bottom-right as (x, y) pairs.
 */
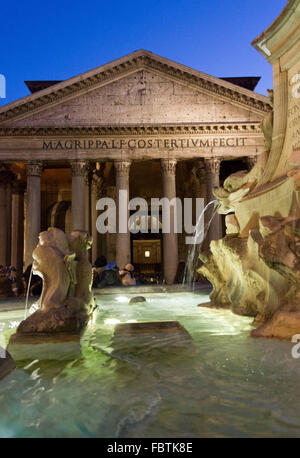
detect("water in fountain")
(183, 200), (220, 289)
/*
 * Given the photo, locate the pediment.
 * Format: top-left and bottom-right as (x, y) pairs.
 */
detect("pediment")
(0, 50), (270, 128)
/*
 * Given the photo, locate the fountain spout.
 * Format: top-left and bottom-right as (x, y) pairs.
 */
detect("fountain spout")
(183, 200), (220, 289)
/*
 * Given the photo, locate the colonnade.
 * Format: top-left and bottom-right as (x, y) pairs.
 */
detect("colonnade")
(0, 156), (232, 284)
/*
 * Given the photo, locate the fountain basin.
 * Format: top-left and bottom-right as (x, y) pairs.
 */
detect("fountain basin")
(0, 290), (300, 438)
(7, 332), (82, 361)
(114, 320), (187, 334)
(113, 320), (192, 351)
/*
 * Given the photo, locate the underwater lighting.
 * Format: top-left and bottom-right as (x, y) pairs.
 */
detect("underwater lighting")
(104, 318), (121, 325)
(115, 296), (129, 303)
(198, 308), (254, 335)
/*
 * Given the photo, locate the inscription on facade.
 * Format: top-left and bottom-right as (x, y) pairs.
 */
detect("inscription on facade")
(42, 137), (247, 150)
(289, 73), (300, 151)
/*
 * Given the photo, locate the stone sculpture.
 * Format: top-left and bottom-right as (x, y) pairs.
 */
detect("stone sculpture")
(199, 1), (300, 340)
(260, 89), (274, 152)
(9, 228), (95, 341)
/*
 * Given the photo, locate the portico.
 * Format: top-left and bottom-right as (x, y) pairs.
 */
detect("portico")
(0, 50), (270, 284)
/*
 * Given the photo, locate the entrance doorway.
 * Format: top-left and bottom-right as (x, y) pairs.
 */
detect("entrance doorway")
(131, 237), (162, 284)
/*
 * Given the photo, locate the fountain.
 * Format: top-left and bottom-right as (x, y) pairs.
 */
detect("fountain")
(7, 227), (96, 360)
(1, 2), (300, 439)
(199, 0), (300, 339)
(183, 200), (220, 289)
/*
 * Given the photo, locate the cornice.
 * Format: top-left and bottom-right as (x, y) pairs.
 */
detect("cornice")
(0, 122), (263, 137)
(0, 54), (270, 125)
(252, 0), (300, 62)
(141, 59), (270, 113)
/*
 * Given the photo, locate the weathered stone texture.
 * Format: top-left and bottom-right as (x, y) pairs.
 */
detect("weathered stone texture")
(199, 0), (300, 340)
(7, 70), (263, 128)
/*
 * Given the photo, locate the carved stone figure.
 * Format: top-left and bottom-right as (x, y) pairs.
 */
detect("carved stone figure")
(260, 89), (274, 152)
(214, 151), (269, 215)
(9, 228), (95, 339)
(200, 170), (300, 339)
(200, 215), (299, 328)
(199, 2), (300, 340)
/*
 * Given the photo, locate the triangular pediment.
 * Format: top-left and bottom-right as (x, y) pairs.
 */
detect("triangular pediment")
(0, 50), (270, 128)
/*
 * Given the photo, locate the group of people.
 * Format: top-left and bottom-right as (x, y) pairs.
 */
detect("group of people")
(92, 256), (137, 289)
(0, 265), (18, 297)
(0, 264), (42, 298)
(0, 256), (138, 299)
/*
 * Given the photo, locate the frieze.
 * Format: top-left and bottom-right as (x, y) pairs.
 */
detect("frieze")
(0, 123), (263, 137)
(42, 136), (248, 151)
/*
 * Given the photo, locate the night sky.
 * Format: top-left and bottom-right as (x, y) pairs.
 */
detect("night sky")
(0, 0), (287, 106)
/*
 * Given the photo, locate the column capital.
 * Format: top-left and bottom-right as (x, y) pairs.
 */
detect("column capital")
(26, 161), (44, 177)
(70, 160), (87, 177)
(92, 173), (104, 198)
(161, 158), (177, 175)
(205, 157), (221, 174)
(114, 160), (131, 176)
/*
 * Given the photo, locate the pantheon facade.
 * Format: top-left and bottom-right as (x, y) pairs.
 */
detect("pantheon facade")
(0, 50), (270, 284)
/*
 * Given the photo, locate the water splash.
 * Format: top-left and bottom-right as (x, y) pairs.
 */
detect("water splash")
(24, 265), (33, 320)
(183, 200), (220, 289)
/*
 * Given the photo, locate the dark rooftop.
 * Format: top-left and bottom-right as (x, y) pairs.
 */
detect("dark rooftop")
(25, 81), (62, 94)
(220, 76), (261, 91)
(25, 76), (261, 94)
